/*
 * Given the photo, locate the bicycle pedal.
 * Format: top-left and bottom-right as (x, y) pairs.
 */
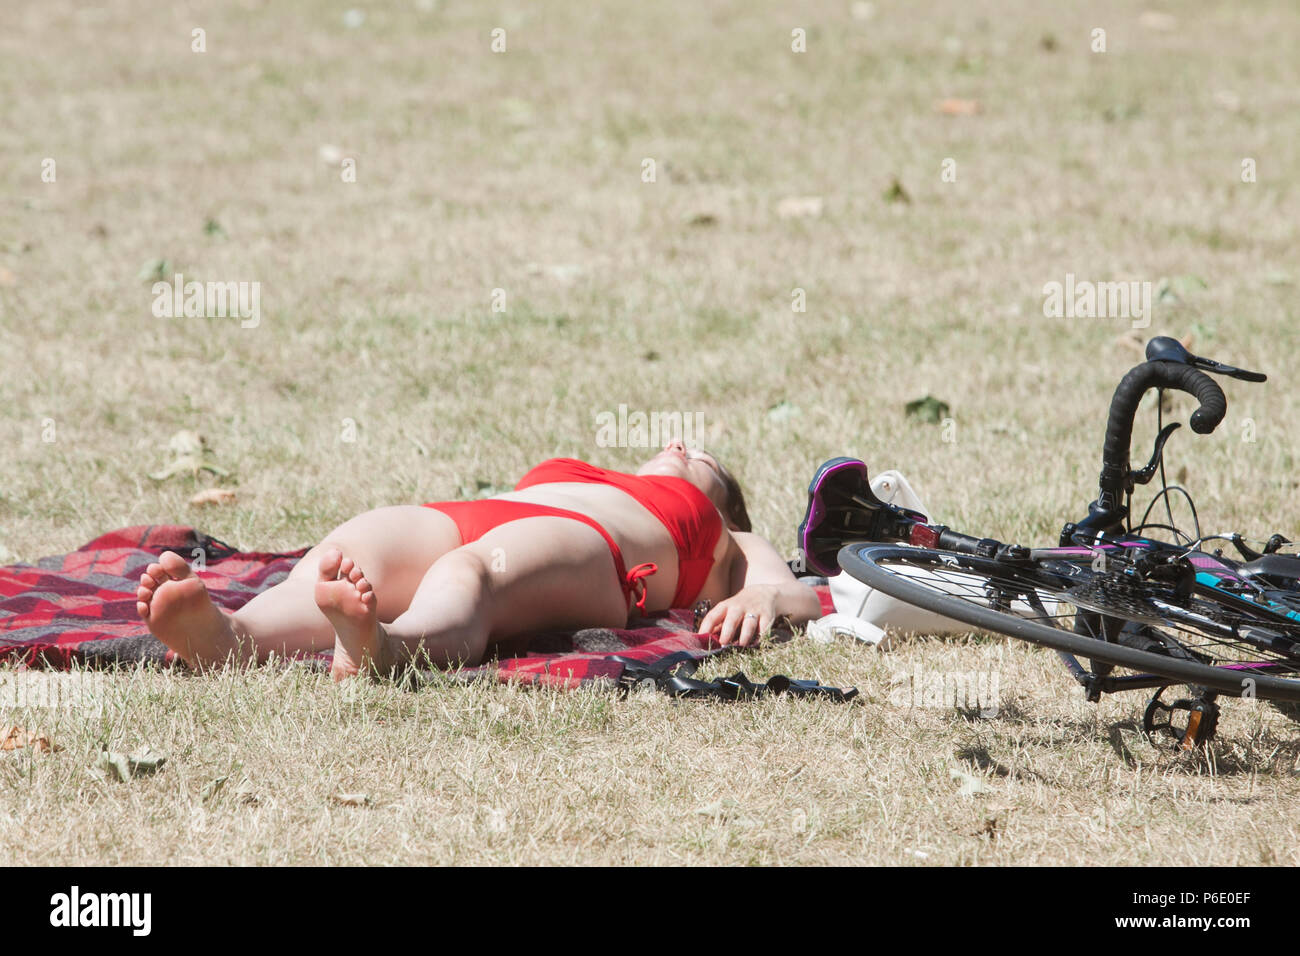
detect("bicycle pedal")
(1142, 691), (1219, 749)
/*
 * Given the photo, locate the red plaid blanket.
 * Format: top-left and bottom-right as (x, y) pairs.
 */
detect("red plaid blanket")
(0, 525), (834, 689)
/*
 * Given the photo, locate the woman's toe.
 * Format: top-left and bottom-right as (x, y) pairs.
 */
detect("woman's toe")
(158, 551), (191, 577)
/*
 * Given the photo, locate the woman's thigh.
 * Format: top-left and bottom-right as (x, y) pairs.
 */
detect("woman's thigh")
(453, 517), (631, 638)
(289, 505), (462, 622)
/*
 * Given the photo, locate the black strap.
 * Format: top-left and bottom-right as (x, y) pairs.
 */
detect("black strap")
(610, 653), (858, 702)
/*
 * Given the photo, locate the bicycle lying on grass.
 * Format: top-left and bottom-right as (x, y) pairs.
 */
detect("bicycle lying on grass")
(799, 337), (1300, 748)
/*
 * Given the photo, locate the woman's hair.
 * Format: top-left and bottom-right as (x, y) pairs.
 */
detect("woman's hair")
(706, 451), (752, 533)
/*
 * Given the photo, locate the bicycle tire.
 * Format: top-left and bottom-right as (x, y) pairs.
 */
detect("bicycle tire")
(839, 543), (1300, 703)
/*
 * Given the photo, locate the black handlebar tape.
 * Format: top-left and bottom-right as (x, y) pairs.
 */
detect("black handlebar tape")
(1098, 361), (1226, 505)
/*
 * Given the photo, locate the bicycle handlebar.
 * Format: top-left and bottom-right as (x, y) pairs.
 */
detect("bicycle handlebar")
(1096, 361), (1226, 512)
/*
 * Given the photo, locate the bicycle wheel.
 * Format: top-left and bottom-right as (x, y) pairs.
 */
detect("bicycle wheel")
(838, 543), (1300, 703)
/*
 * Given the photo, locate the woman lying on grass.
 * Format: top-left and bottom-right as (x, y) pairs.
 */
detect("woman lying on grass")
(136, 441), (823, 680)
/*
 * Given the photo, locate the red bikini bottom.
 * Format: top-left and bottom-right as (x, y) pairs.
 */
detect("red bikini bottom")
(421, 500), (658, 616)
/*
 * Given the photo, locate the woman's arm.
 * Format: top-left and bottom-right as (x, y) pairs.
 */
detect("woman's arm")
(698, 531), (824, 647)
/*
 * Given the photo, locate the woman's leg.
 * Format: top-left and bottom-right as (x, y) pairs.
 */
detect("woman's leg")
(137, 505), (461, 668)
(318, 516), (631, 679)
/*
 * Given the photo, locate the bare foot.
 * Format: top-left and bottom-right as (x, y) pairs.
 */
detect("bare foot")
(137, 550), (246, 668)
(314, 547), (394, 681)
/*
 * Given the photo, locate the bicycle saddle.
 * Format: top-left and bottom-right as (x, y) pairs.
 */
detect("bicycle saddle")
(797, 457), (927, 577)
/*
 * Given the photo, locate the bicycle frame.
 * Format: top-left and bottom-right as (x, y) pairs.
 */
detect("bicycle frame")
(1035, 537), (1300, 686)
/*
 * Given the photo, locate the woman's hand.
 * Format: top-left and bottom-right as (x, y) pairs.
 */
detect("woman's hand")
(698, 584), (780, 647)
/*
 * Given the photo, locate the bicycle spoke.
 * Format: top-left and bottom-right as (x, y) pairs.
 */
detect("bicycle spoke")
(871, 554), (1300, 678)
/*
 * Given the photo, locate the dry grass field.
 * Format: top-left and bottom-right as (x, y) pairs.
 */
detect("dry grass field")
(2, 0), (1299, 865)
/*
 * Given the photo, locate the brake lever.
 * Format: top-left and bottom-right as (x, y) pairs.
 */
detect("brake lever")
(1129, 421), (1181, 486)
(1229, 533), (1263, 561)
(1144, 335), (1267, 382)
(1190, 355), (1267, 383)
(1227, 533), (1292, 561)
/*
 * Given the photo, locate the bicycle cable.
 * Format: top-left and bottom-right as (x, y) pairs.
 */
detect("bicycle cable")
(1158, 388), (1175, 533)
(1129, 387), (1202, 545)
(1134, 487), (1201, 544)
(1131, 521), (1195, 545)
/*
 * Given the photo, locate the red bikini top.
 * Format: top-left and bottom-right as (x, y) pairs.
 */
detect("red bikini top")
(515, 458), (723, 608)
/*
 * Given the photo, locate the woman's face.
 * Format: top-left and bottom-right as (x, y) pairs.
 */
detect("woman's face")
(637, 440), (729, 514)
